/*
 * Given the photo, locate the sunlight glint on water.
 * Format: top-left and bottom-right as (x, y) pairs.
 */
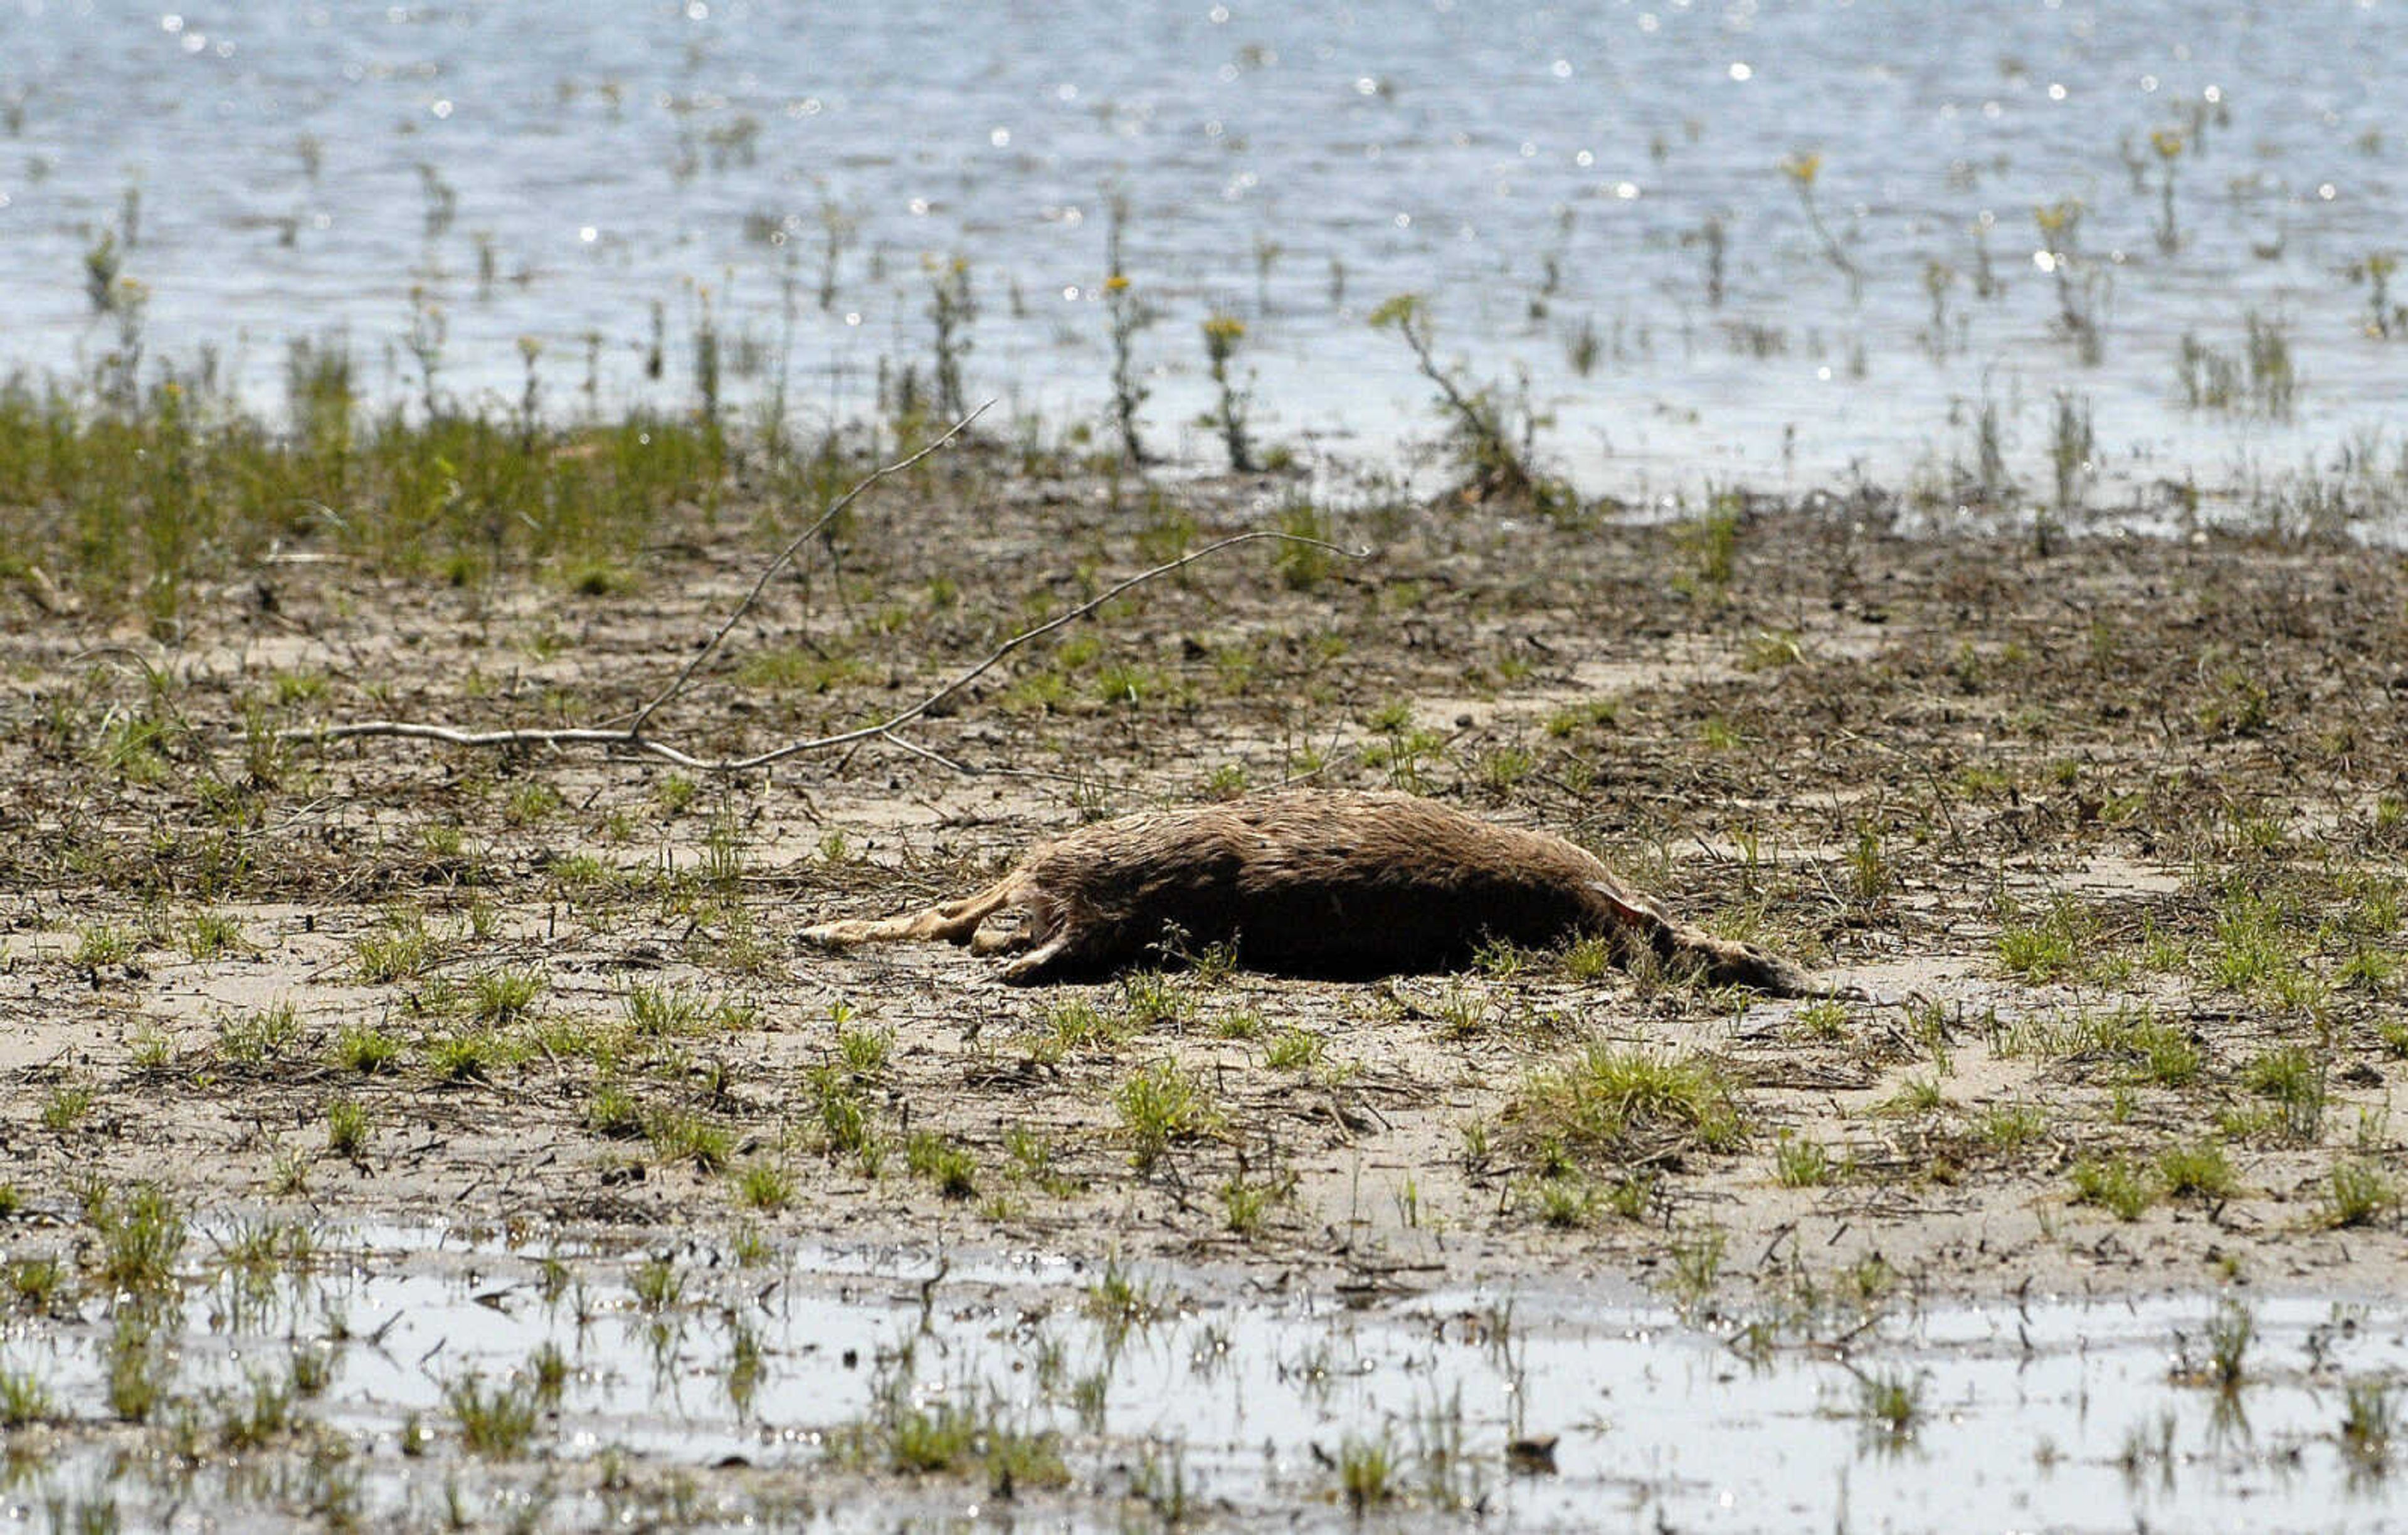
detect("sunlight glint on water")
(1, 2), (2402, 503)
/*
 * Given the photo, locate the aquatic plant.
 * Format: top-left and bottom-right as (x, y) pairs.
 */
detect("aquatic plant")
(1779, 152), (1861, 302)
(2347, 251), (2403, 339)
(2049, 390), (2094, 512)
(1103, 192), (1153, 465)
(2150, 129), (2184, 255)
(1196, 314), (1256, 472)
(1369, 293), (1564, 511)
(2032, 199), (2103, 364)
(924, 255), (976, 423)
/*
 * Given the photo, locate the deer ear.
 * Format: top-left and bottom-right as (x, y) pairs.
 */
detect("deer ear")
(1589, 882), (1669, 932)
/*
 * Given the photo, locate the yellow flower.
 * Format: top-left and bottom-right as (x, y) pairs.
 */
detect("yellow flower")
(1202, 315), (1245, 342)
(2150, 129), (2184, 160)
(2032, 199), (2079, 235)
(1104, 273), (1131, 293)
(1780, 152), (1822, 186)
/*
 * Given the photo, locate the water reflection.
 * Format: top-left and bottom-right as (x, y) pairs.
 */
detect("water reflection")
(21, 1223), (2408, 1529)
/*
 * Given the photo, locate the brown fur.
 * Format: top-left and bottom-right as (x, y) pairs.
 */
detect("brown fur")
(802, 790), (1818, 995)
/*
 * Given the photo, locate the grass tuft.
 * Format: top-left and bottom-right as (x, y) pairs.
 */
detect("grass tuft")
(1507, 1045), (1748, 1166)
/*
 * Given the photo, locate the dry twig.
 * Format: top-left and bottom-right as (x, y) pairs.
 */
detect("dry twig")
(282, 408), (1356, 774)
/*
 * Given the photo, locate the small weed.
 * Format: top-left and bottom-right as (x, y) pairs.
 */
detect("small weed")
(40, 1081), (95, 1132)
(1369, 292), (1561, 508)
(353, 910), (435, 983)
(1507, 1045), (1748, 1165)
(2343, 1379), (2397, 1474)
(904, 1132), (978, 1199)
(7, 1257), (66, 1310)
(0, 1368), (55, 1428)
(1115, 1060), (1225, 1171)
(625, 981), (710, 1037)
(2240, 1045), (2325, 1141)
(2027, 1004), (2201, 1088)
(1220, 1171), (1290, 1235)
(836, 1016), (892, 1074)
(129, 1026), (173, 1070)
(736, 1161), (795, 1211)
(1533, 1173), (1598, 1228)
(810, 1067), (878, 1159)
(1338, 1432), (1397, 1513)
(470, 966), (544, 1025)
(645, 1107), (734, 1172)
(1740, 630), (1805, 671)
(216, 1369), (297, 1450)
(1086, 1260), (1168, 1334)
(1846, 825), (1895, 902)
(2200, 1300), (2254, 1392)
(332, 1023), (403, 1074)
(1773, 1132), (1837, 1188)
(588, 1082), (639, 1138)
(425, 1028), (520, 1084)
(2323, 1160), (2397, 1228)
(504, 781), (564, 825)
(182, 909), (247, 960)
(72, 923), (140, 968)
(1213, 1008), (1265, 1041)
(2071, 1156), (2155, 1220)
(447, 1371), (541, 1458)
(325, 1098), (371, 1160)
(843, 1371), (1069, 1495)
(1265, 1028), (1327, 1072)
(1036, 996), (1130, 1061)
(1880, 1075), (1948, 1116)
(631, 1256), (685, 1311)
(1997, 897), (2101, 983)
(1675, 504), (1741, 594)
(219, 1001), (302, 1066)
(1664, 1226), (1727, 1311)
(1561, 934), (1618, 982)
(2156, 1140), (2237, 1200)
(106, 1311), (171, 1423)
(1545, 697), (1620, 737)
(1121, 970), (1190, 1030)
(1974, 1101), (2047, 1153)
(1857, 1369), (1924, 1440)
(85, 1182), (186, 1294)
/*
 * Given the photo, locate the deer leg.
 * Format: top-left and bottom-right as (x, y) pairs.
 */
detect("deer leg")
(969, 924), (1032, 956)
(802, 874), (1024, 950)
(996, 931), (1083, 984)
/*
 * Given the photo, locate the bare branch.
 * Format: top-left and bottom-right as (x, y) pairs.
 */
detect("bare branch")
(626, 401), (993, 734)
(287, 528), (1359, 775)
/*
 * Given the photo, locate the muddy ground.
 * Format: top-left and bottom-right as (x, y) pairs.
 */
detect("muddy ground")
(3, 448), (2406, 1524)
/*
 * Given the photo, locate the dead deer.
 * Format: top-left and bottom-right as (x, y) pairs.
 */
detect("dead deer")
(802, 789), (1818, 995)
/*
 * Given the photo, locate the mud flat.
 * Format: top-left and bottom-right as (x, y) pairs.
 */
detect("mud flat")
(3, 438), (2406, 1528)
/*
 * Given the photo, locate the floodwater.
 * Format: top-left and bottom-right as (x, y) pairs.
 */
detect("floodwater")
(6, 1223), (2408, 1531)
(2, 1), (2404, 502)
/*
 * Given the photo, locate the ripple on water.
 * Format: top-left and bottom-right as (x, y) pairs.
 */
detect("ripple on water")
(0, 2), (2403, 512)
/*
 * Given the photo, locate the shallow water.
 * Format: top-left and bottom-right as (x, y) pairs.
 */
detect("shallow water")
(3, 1), (2404, 504)
(8, 1221), (2408, 1531)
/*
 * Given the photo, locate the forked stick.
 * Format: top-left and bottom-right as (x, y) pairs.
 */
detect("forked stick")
(625, 403), (992, 736)
(282, 409), (1356, 773)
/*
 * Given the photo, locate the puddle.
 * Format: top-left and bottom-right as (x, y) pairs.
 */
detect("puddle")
(5, 1220), (2406, 1530)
